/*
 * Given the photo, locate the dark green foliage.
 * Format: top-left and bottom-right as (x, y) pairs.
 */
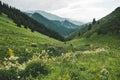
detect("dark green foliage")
(0, 1), (2, 15)
(88, 24), (92, 30)
(0, 1), (120, 79)
(30, 13), (76, 36)
(20, 61), (49, 78)
(0, 12), (120, 79)
(18, 52), (33, 64)
(92, 18), (96, 25)
(0, 1), (64, 41)
(97, 20), (100, 24)
(67, 7), (120, 39)
(78, 32), (81, 36)
(97, 29), (107, 35)
(89, 8), (120, 36)
(0, 67), (18, 80)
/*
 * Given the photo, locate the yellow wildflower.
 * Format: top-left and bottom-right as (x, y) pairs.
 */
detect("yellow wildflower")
(58, 76), (62, 80)
(8, 48), (14, 57)
(68, 50), (73, 53)
(66, 74), (71, 80)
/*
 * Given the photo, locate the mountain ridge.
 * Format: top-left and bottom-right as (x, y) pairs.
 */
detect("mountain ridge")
(0, 1), (64, 41)
(25, 10), (83, 25)
(66, 7), (120, 40)
(31, 12), (77, 36)
(26, 12), (83, 36)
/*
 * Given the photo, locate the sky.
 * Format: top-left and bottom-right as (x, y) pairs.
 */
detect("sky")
(1, 0), (120, 22)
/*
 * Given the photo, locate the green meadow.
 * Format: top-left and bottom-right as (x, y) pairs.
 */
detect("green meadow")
(0, 14), (120, 80)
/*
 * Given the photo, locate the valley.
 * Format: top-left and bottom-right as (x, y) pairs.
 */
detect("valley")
(25, 11), (83, 36)
(0, 1), (120, 80)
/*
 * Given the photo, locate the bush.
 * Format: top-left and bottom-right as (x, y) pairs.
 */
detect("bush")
(0, 67), (18, 80)
(20, 61), (50, 78)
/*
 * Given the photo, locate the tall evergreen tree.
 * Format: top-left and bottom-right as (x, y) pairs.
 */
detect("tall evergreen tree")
(78, 32), (81, 36)
(92, 18), (96, 24)
(0, 1), (2, 15)
(88, 24), (92, 30)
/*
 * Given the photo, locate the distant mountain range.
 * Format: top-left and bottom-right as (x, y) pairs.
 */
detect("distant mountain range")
(1, 0), (119, 41)
(25, 10), (83, 26)
(25, 11), (84, 36)
(0, 1), (65, 41)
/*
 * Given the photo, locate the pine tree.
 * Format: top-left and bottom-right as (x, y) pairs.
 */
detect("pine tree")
(92, 18), (96, 24)
(88, 24), (92, 30)
(78, 32), (81, 36)
(97, 20), (100, 24)
(0, 1), (2, 15)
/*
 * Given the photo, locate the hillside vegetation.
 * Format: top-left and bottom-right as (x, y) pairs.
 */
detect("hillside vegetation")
(0, 1), (64, 41)
(28, 13), (78, 36)
(0, 1), (120, 80)
(0, 13), (65, 61)
(0, 13), (120, 80)
(67, 7), (120, 40)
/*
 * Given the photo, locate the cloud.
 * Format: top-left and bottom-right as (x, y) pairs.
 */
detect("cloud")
(1, 0), (69, 11)
(51, 0), (120, 22)
(1, 0), (120, 22)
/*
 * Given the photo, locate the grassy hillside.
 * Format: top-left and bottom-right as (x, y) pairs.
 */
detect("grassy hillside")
(0, 13), (120, 80)
(67, 7), (120, 40)
(0, 1), (64, 41)
(0, 13), (65, 61)
(83, 7), (120, 37)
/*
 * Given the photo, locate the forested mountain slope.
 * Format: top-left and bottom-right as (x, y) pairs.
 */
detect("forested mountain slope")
(26, 12), (82, 36)
(0, 1), (64, 41)
(67, 7), (120, 40)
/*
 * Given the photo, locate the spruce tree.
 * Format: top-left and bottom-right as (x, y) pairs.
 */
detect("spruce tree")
(0, 1), (2, 15)
(92, 18), (96, 24)
(88, 24), (92, 30)
(78, 32), (81, 36)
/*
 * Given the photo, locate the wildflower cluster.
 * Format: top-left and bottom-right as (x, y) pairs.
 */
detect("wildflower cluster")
(58, 74), (71, 80)
(61, 50), (76, 63)
(99, 67), (109, 80)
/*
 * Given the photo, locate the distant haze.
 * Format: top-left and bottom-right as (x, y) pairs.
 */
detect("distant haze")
(1, 0), (120, 22)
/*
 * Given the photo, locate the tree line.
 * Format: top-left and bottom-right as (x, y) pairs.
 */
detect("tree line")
(0, 1), (64, 41)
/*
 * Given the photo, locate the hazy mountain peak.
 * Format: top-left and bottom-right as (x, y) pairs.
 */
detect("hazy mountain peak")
(25, 10), (83, 26)
(27, 10), (65, 21)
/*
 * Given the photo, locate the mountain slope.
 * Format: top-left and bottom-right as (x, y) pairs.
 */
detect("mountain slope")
(0, 4), (120, 80)
(0, 1), (64, 41)
(84, 7), (120, 36)
(0, 13), (64, 58)
(67, 7), (120, 39)
(26, 10), (65, 21)
(29, 12), (81, 36)
(25, 10), (83, 25)
(1, 13), (120, 80)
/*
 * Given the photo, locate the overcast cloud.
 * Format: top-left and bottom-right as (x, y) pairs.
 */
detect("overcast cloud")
(1, 0), (120, 22)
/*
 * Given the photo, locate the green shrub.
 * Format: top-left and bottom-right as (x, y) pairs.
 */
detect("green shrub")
(0, 67), (18, 80)
(20, 61), (50, 78)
